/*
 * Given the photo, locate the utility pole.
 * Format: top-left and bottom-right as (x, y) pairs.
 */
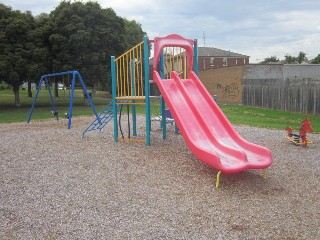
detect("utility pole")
(203, 31), (206, 47)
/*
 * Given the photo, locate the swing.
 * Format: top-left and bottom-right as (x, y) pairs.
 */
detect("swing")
(50, 76), (59, 120)
(28, 70), (101, 130)
(62, 74), (70, 119)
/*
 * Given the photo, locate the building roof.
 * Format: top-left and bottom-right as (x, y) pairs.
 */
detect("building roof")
(149, 47), (250, 64)
(198, 47), (250, 58)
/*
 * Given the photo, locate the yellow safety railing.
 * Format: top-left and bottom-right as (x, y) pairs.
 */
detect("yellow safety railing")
(163, 47), (188, 79)
(114, 41), (145, 101)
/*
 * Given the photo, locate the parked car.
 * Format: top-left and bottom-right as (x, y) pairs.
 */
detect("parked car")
(58, 84), (66, 90)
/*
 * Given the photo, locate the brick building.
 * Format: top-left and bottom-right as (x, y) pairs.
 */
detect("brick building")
(149, 46), (250, 96)
(198, 47), (249, 71)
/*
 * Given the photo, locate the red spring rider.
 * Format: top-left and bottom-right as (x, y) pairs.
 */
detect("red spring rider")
(285, 118), (313, 148)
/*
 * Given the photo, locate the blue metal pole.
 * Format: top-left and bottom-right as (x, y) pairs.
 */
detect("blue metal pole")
(28, 70), (102, 128)
(131, 60), (137, 137)
(193, 39), (199, 75)
(68, 73), (76, 129)
(27, 76), (44, 123)
(76, 71), (101, 124)
(111, 56), (118, 142)
(46, 76), (58, 121)
(28, 71), (77, 124)
(160, 52), (166, 140)
(144, 36), (151, 146)
(44, 71), (74, 77)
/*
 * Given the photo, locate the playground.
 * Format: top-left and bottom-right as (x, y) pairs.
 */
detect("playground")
(1, 116), (319, 239)
(2, 34), (319, 238)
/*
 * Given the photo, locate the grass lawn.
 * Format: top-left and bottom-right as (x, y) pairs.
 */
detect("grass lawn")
(0, 88), (319, 133)
(220, 104), (319, 133)
(0, 88), (110, 123)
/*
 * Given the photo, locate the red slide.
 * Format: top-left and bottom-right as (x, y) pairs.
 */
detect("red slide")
(153, 70), (272, 174)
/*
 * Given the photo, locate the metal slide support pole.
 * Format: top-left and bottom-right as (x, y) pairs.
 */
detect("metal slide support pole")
(193, 39), (199, 75)
(160, 51), (166, 140)
(216, 171), (222, 188)
(144, 36), (151, 146)
(111, 56), (118, 142)
(27, 76), (44, 123)
(131, 60), (137, 137)
(264, 168), (268, 180)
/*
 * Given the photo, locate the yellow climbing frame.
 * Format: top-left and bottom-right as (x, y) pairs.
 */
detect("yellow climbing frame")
(114, 41), (145, 102)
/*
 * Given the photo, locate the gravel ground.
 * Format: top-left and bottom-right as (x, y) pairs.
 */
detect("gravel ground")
(1, 115), (319, 239)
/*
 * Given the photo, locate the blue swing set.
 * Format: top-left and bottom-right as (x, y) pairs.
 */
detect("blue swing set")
(27, 70), (101, 129)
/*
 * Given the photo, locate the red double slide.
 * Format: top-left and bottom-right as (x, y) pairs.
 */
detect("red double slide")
(153, 70), (272, 174)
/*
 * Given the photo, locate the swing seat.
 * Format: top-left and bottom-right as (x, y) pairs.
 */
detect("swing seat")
(51, 111), (58, 116)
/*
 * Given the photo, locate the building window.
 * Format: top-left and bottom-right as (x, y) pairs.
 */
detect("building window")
(210, 57), (214, 66)
(223, 57), (227, 66)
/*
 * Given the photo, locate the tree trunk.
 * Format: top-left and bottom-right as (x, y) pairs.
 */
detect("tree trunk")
(28, 81), (32, 97)
(54, 80), (59, 97)
(13, 84), (21, 107)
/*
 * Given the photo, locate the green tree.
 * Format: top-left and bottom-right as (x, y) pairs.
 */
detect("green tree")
(47, 1), (127, 92)
(23, 13), (52, 97)
(123, 19), (146, 49)
(311, 54), (320, 64)
(297, 51), (307, 64)
(283, 54), (297, 64)
(259, 56), (279, 64)
(0, 4), (36, 106)
(283, 52), (308, 64)
(0, 0), (147, 101)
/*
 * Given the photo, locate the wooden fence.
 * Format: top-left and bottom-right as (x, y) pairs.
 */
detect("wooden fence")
(243, 77), (320, 115)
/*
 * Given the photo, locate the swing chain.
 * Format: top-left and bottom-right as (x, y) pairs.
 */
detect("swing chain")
(63, 74), (70, 118)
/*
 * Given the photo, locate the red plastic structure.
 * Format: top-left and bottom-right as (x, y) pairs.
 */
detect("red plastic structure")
(285, 118), (313, 148)
(152, 34), (272, 187)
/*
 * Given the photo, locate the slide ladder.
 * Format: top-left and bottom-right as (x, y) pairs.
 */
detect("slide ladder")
(82, 100), (127, 138)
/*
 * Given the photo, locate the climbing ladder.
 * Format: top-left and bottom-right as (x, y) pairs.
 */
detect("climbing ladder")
(82, 100), (128, 138)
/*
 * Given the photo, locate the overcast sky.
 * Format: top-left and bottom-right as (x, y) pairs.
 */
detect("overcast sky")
(2, 0), (320, 62)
